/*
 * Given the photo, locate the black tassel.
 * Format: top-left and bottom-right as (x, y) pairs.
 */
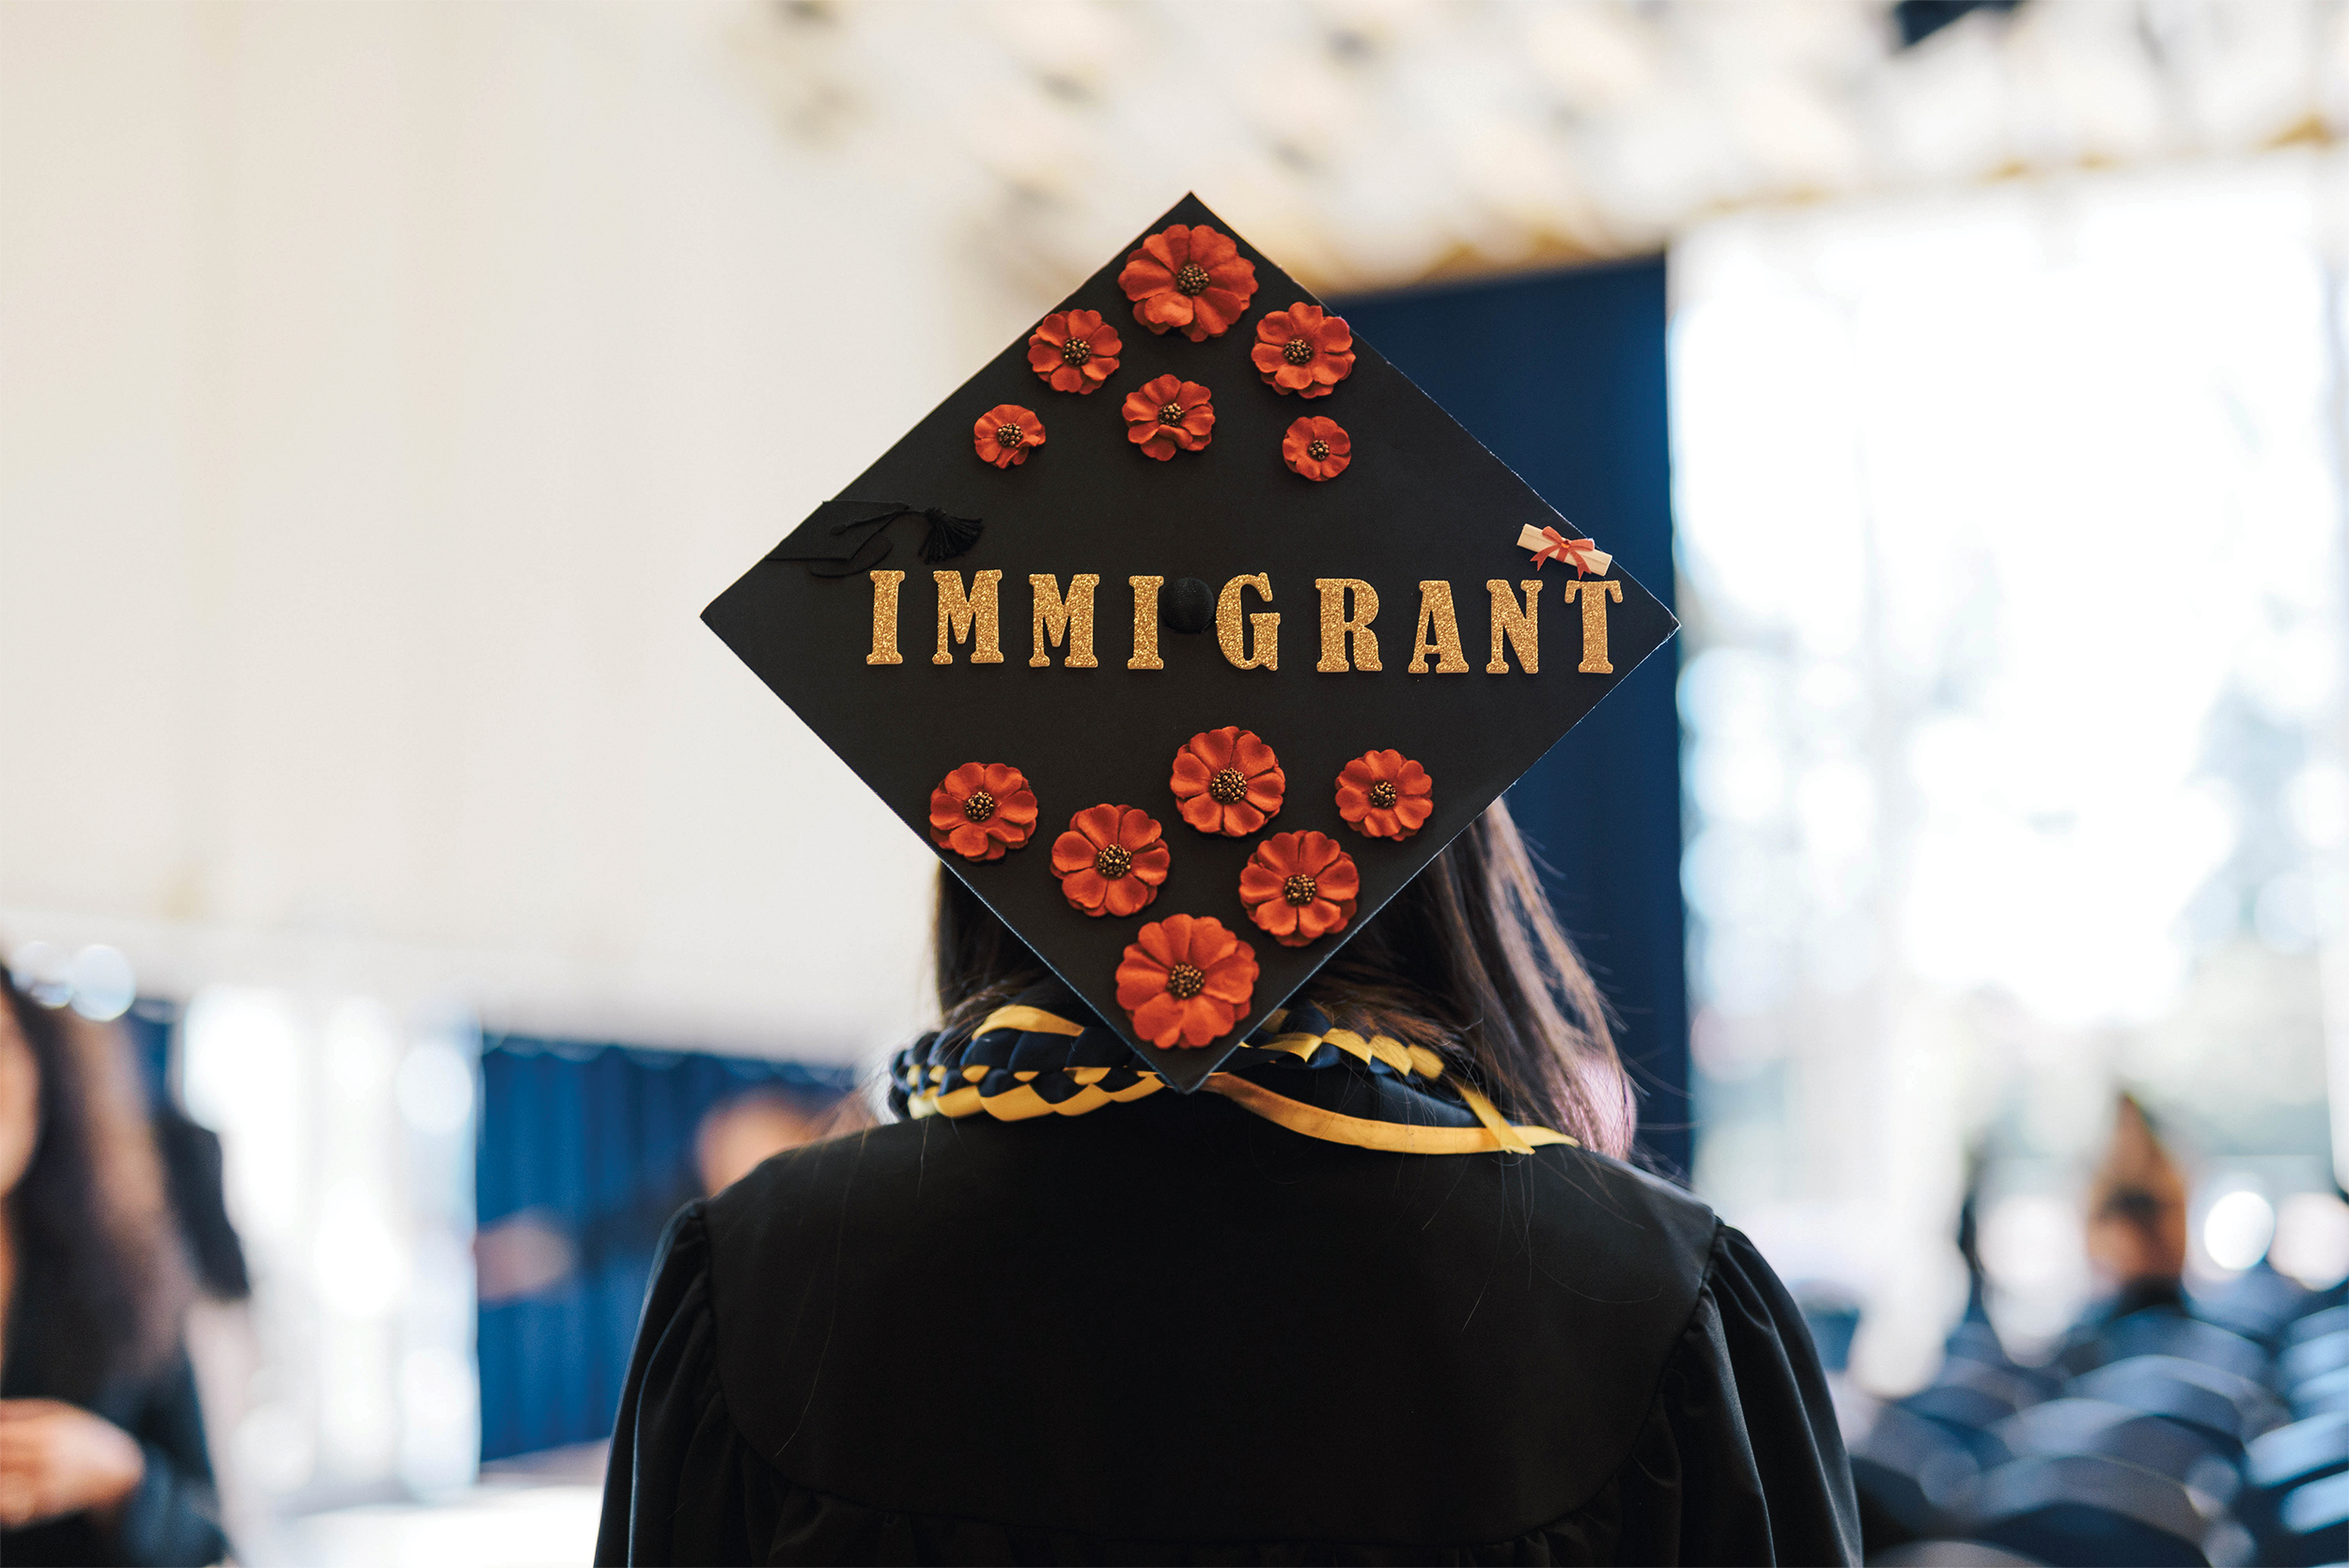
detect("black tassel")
(918, 507), (985, 563)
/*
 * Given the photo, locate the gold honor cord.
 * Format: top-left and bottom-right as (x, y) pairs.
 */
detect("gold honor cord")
(903, 1007), (1577, 1157)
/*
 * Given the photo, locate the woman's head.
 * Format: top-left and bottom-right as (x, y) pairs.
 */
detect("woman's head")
(934, 800), (1637, 1159)
(1, 967), (191, 1393)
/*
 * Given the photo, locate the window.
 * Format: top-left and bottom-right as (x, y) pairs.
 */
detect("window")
(1672, 151), (2349, 1384)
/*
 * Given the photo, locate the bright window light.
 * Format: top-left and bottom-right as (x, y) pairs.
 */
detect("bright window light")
(1672, 150), (2349, 1384)
(2201, 1189), (2278, 1275)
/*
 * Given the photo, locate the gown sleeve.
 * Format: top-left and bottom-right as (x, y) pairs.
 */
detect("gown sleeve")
(1610, 1223), (1862, 1566)
(596, 1203), (756, 1567)
(110, 1353), (231, 1567)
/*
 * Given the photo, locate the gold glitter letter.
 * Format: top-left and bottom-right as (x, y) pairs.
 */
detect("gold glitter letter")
(933, 569), (1003, 664)
(1565, 579), (1623, 674)
(1217, 573), (1279, 672)
(1028, 573), (1099, 668)
(1314, 578), (1382, 673)
(1486, 579), (1541, 674)
(1407, 581), (1470, 675)
(1128, 576), (1164, 670)
(866, 570), (905, 665)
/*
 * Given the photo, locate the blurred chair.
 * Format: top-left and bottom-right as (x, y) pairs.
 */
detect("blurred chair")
(2192, 1262), (2318, 1350)
(1852, 1403), (1983, 1549)
(1906, 1359), (2049, 1452)
(1964, 1452), (2253, 1567)
(1987, 1398), (2239, 1507)
(1870, 1542), (2046, 1566)
(2074, 1356), (2288, 1455)
(2272, 1467), (2348, 1565)
(2061, 1312), (2267, 1385)
(1797, 1281), (1862, 1374)
(2248, 1410), (2349, 1494)
(1860, 1540), (2048, 1568)
(2286, 1305), (2348, 1349)
(2279, 1330), (2349, 1392)
(2292, 1364), (2349, 1420)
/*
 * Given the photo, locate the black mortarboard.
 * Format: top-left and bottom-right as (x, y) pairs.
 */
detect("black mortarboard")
(707, 194), (1674, 1092)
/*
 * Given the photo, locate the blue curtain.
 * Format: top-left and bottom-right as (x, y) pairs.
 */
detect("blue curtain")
(474, 1038), (855, 1460)
(118, 999), (175, 1110)
(1339, 259), (1688, 1175)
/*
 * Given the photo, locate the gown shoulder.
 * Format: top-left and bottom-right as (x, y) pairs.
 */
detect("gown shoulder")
(598, 1101), (1858, 1565)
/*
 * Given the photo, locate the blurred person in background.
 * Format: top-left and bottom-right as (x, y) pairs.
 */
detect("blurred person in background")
(475, 1085), (864, 1305)
(2081, 1094), (2190, 1321)
(0, 970), (227, 1566)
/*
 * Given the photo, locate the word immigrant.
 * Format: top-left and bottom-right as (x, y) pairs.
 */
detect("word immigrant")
(863, 571), (1624, 676)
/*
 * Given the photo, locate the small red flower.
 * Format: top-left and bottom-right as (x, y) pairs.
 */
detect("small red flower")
(1170, 726), (1283, 836)
(1050, 804), (1171, 918)
(1335, 750), (1433, 841)
(1252, 303), (1354, 397)
(1123, 374), (1214, 462)
(973, 404), (1045, 468)
(1026, 310), (1122, 395)
(1237, 831), (1361, 948)
(1283, 416), (1350, 481)
(928, 762), (1039, 860)
(1117, 223), (1258, 342)
(1114, 914), (1259, 1048)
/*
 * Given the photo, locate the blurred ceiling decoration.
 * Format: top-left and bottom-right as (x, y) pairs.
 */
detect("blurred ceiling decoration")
(733, 0), (2348, 296)
(1894, 1), (2024, 50)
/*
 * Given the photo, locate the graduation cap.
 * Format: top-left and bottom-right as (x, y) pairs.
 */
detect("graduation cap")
(707, 194), (1675, 1093)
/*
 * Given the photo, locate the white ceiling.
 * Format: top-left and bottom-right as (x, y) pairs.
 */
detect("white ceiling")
(732, 0), (2349, 299)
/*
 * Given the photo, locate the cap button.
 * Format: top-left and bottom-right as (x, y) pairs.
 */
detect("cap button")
(1162, 577), (1215, 634)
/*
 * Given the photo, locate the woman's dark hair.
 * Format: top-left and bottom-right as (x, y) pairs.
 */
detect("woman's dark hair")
(3, 969), (192, 1398)
(934, 800), (1637, 1158)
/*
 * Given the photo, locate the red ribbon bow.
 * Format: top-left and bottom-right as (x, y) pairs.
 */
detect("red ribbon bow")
(1526, 526), (1604, 577)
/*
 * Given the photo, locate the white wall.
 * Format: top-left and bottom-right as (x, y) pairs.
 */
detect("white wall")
(0, 2), (1019, 1059)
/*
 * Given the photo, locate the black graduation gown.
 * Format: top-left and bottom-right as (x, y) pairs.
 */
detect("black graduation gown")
(598, 1090), (1859, 1565)
(0, 1343), (227, 1568)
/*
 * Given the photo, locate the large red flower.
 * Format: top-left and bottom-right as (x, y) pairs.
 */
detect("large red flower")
(1170, 726), (1283, 836)
(928, 762), (1039, 860)
(1026, 310), (1122, 395)
(1252, 303), (1354, 397)
(1050, 804), (1171, 918)
(1335, 749), (1433, 841)
(1237, 831), (1361, 948)
(973, 404), (1045, 468)
(1283, 415), (1350, 482)
(1123, 374), (1214, 462)
(1117, 223), (1257, 342)
(1114, 914), (1258, 1048)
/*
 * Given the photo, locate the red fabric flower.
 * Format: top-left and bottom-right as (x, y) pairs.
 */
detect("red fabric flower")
(973, 404), (1045, 468)
(1114, 914), (1258, 1048)
(1050, 804), (1171, 918)
(1237, 831), (1361, 948)
(1026, 310), (1122, 395)
(1283, 415), (1350, 481)
(928, 762), (1039, 860)
(1170, 726), (1283, 836)
(1335, 750), (1433, 841)
(1123, 374), (1214, 462)
(1252, 303), (1354, 397)
(1117, 224), (1258, 342)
